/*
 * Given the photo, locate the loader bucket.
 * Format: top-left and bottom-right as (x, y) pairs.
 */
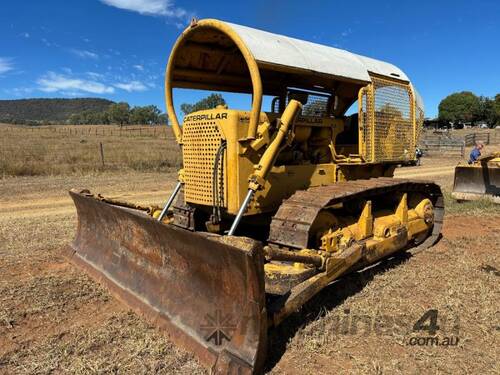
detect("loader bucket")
(64, 190), (267, 374)
(452, 163), (500, 203)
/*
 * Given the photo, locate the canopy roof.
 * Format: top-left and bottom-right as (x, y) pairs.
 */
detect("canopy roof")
(226, 22), (409, 83)
(168, 19), (411, 96)
(165, 19), (419, 142)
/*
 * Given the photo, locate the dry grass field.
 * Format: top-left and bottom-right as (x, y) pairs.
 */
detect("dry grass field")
(0, 124), (180, 176)
(0, 125), (499, 374)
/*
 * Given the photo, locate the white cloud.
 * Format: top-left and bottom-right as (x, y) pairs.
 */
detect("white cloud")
(0, 58), (14, 75)
(108, 48), (121, 56)
(133, 64), (144, 71)
(37, 72), (115, 94)
(41, 38), (52, 47)
(21, 32), (30, 38)
(86, 71), (105, 79)
(3, 87), (34, 96)
(341, 28), (353, 37)
(100, 0), (188, 19)
(114, 80), (147, 92)
(71, 49), (99, 59)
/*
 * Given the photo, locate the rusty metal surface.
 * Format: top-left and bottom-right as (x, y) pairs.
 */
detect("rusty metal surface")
(269, 244), (363, 326)
(172, 188), (197, 230)
(268, 177), (444, 253)
(452, 164), (500, 200)
(264, 247), (323, 267)
(65, 190), (267, 374)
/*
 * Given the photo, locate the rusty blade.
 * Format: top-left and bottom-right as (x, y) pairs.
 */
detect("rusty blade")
(452, 164), (500, 201)
(64, 190), (267, 374)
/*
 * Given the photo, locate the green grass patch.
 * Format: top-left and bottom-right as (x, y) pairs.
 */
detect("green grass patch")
(443, 191), (499, 215)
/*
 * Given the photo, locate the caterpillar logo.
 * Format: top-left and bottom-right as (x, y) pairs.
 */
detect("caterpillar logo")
(184, 113), (228, 122)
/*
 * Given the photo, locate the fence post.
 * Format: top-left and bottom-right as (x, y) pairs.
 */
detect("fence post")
(99, 142), (105, 167)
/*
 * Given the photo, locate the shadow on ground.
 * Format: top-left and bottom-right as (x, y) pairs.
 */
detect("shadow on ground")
(264, 251), (412, 372)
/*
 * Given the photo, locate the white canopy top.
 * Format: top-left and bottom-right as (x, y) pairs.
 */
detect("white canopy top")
(227, 22), (409, 83)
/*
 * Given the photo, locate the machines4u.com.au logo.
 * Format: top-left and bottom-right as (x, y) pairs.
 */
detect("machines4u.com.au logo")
(200, 310), (237, 346)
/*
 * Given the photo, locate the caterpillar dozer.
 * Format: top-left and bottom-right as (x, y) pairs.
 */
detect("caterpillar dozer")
(65, 19), (444, 374)
(452, 152), (500, 204)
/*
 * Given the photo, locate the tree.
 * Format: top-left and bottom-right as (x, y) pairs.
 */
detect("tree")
(494, 94), (500, 125)
(69, 110), (109, 125)
(108, 102), (130, 126)
(477, 96), (496, 127)
(99, 110), (110, 125)
(158, 113), (168, 125)
(180, 94), (226, 115)
(145, 105), (161, 124)
(130, 105), (161, 125)
(438, 91), (480, 125)
(69, 113), (82, 125)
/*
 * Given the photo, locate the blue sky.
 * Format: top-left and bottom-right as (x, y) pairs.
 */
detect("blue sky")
(0, 0), (498, 118)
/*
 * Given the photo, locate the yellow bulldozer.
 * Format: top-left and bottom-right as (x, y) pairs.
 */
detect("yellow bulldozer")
(452, 152), (500, 204)
(65, 19), (444, 374)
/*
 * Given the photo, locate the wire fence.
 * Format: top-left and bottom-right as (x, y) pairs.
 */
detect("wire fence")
(420, 139), (465, 156)
(0, 124), (180, 176)
(420, 129), (499, 156)
(1, 124), (176, 140)
(464, 132), (491, 146)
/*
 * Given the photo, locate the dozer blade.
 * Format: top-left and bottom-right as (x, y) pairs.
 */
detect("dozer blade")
(64, 190), (267, 374)
(452, 164), (500, 203)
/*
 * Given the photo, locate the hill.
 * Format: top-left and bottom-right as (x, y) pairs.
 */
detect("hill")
(0, 98), (114, 124)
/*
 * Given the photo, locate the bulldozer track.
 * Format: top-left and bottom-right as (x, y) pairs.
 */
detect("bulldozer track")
(268, 177), (444, 254)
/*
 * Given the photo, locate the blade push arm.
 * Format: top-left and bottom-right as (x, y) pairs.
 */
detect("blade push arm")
(229, 99), (302, 235)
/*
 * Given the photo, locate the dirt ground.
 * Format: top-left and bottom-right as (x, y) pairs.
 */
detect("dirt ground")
(0, 155), (499, 374)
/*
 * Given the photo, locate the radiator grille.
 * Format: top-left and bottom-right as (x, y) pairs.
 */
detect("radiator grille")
(182, 120), (225, 206)
(360, 76), (415, 162)
(372, 76), (414, 162)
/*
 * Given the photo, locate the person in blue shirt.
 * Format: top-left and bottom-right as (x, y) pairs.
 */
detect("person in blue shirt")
(468, 141), (484, 164)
